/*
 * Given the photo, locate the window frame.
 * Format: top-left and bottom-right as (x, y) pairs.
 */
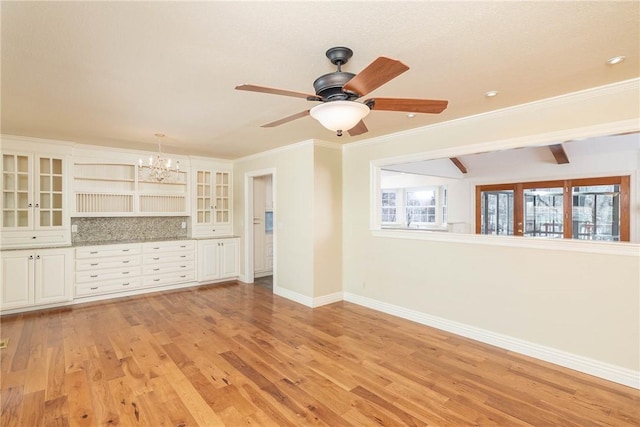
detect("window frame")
(380, 185), (448, 230)
(475, 176), (630, 241)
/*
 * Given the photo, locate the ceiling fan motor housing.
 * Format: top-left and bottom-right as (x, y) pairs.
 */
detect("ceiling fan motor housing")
(313, 72), (358, 101)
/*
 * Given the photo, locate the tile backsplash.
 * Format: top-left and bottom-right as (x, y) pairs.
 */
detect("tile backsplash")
(71, 217), (189, 243)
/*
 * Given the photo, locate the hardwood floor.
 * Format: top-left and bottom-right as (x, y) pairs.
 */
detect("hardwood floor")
(1, 282), (638, 426)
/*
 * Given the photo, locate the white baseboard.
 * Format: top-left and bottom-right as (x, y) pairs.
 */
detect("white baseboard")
(343, 292), (640, 389)
(273, 286), (342, 308)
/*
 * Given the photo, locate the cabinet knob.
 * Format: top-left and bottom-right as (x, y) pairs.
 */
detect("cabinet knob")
(35, 203), (40, 208)
(28, 255), (34, 260)
(36, 255), (40, 259)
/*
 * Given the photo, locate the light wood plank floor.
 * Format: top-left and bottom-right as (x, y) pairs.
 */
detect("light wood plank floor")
(1, 282), (638, 426)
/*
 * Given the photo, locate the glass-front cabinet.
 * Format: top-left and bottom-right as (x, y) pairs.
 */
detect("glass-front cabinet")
(1, 144), (69, 247)
(191, 159), (233, 237)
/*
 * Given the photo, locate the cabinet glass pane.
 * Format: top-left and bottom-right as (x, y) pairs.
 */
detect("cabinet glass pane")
(40, 157), (51, 174)
(53, 193), (62, 209)
(17, 192), (28, 208)
(40, 176), (50, 191)
(40, 193), (51, 209)
(17, 174), (28, 191)
(523, 187), (563, 238)
(3, 173), (14, 190)
(52, 210), (62, 226)
(52, 158), (62, 174)
(2, 155), (14, 171)
(40, 210), (51, 226)
(17, 211), (28, 227)
(52, 176), (62, 192)
(17, 156), (29, 172)
(3, 211), (15, 227)
(3, 192), (14, 208)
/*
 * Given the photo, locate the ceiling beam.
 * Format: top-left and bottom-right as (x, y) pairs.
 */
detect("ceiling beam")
(549, 144), (570, 164)
(449, 157), (468, 174)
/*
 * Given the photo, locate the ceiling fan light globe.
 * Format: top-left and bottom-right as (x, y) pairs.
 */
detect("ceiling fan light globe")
(309, 101), (370, 133)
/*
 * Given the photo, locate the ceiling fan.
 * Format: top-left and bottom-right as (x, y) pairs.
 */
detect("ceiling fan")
(236, 47), (448, 137)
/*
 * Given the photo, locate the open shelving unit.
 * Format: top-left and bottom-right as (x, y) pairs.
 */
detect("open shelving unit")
(73, 162), (189, 216)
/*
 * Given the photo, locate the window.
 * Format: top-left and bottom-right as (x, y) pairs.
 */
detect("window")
(476, 176), (630, 241)
(381, 186), (447, 229)
(381, 190), (398, 224)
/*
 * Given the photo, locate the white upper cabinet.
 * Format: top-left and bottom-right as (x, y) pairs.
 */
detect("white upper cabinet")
(1, 138), (71, 248)
(191, 158), (233, 237)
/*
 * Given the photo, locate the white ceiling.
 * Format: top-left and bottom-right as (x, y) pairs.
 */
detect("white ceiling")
(2, 1), (638, 159)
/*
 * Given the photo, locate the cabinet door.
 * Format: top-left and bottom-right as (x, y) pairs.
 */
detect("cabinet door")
(195, 170), (213, 226)
(1, 251), (34, 310)
(2, 153), (33, 230)
(214, 171), (231, 225)
(36, 156), (65, 229)
(197, 239), (220, 282)
(35, 249), (72, 304)
(219, 238), (239, 279)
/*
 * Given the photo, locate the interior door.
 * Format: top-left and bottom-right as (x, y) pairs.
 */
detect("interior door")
(253, 176), (266, 273)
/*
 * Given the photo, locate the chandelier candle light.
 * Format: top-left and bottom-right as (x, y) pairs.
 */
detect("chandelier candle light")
(138, 133), (180, 182)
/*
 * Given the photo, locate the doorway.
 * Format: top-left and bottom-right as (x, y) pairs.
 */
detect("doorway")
(244, 169), (276, 289)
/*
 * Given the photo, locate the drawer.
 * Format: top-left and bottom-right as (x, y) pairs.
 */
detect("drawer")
(76, 266), (141, 283)
(142, 240), (195, 254)
(75, 254), (141, 271)
(142, 252), (194, 264)
(1, 231), (69, 248)
(76, 244), (141, 259)
(75, 277), (141, 297)
(141, 270), (195, 288)
(142, 261), (194, 276)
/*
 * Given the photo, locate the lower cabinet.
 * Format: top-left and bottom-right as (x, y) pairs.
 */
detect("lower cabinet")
(75, 243), (142, 297)
(1, 247), (73, 311)
(141, 240), (195, 287)
(197, 238), (239, 283)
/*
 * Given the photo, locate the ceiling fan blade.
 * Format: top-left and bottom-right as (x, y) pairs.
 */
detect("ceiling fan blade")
(342, 57), (409, 96)
(348, 120), (368, 136)
(261, 110), (310, 128)
(366, 97), (448, 114)
(236, 84), (319, 100)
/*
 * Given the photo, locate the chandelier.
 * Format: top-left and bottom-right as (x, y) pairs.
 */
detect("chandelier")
(138, 133), (180, 182)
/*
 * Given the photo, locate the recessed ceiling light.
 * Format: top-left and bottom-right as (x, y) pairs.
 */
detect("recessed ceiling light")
(407, 113), (416, 118)
(485, 90), (498, 97)
(606, 56), (625, 65)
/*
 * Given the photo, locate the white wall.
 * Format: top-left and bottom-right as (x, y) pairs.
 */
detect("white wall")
(313, 144), (342, 298)
(342, 79), (640, 385)
(234, 142), (314, 298)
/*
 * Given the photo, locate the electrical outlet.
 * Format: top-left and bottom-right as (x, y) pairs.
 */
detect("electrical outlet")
(71, 224), (78, 233)
(181, 222), (186, 229)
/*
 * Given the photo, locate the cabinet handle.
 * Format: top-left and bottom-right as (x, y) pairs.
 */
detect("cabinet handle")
(122, 249), (130, 252)
(90, 275), (98, 278)
(153, 247), (160, 250)
(90, 251), (98, 254)
(153, 279), (160, 282)
(90, 287), (98, 290)
(153, 268), (160, 271)
(153, 257), (160, 260)
(180, 255), (186, 258)
(122, 260), (129, 264)
(90, 263), (99, 266)
(32, 236), (37, 239)
(180, 265), (186, 268)
(122, 272), (129, 275)
(180, 275), (186, 278)
(122, 283), (130, 286)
